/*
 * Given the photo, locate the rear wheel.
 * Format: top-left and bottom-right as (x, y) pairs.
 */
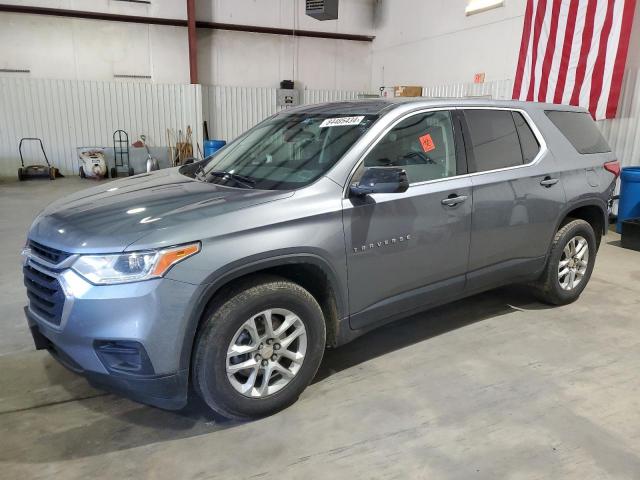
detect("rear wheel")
(193, 275), (326, 420)
(128, 167), (135, 176)
(110, 167), (117, 179)
(534, 219), (597, 305)
(79, 166), (86, 178)
(17, 168), (24, 181)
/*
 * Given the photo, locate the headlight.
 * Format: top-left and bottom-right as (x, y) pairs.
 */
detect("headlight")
(72, 242), (200, 285)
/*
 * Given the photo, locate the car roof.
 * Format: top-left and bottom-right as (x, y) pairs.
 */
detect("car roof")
(280, 98), (589, 116)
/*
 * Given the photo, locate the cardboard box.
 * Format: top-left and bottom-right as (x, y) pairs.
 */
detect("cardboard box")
(394, 86), (423, 97)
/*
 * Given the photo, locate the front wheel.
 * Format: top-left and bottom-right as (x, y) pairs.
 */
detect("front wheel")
(193, 275), (326, 420)
(534, 219), (597, 305)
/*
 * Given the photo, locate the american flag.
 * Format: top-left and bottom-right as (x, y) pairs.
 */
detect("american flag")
(513, 0), (637, 120)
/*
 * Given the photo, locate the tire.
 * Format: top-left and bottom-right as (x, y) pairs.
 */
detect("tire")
(533, 219), (597, 305)
(110, 167), (117, 179)
(79, 166), (86, 178)
(18, 168), (24, 181)
(128, 167), (135, 177)
(193, 275), (326, 420)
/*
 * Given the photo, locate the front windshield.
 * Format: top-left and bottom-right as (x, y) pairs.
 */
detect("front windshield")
(200, 113), (378, 190)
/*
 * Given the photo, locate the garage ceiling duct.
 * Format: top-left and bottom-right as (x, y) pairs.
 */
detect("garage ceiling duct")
(306, 0), (339, 21)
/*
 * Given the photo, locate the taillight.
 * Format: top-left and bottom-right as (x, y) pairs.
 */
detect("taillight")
(604, 160), (621, 178)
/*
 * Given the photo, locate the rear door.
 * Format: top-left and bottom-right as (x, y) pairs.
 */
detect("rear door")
(343, 109), (473, 330)
(461, 108), (566, 292)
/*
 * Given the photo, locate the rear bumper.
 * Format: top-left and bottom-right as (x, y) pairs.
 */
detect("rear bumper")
(27, 310), (189, 410)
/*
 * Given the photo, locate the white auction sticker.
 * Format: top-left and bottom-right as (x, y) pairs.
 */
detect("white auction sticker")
(319, 116), (365, 128)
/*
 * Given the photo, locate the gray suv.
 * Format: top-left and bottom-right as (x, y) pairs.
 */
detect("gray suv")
(23, 99), (619, 419)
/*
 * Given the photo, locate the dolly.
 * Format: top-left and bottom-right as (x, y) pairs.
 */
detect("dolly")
(17, 137), (56, 181)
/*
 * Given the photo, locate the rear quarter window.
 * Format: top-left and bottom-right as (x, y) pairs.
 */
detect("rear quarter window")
(545, 110), (611, 154)
(513, 112), (540, 163)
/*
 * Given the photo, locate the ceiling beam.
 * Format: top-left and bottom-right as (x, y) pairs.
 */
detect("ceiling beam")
(0, 4), (375, 42)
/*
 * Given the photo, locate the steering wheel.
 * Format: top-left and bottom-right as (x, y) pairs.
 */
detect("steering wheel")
(396, 150), (434, 165)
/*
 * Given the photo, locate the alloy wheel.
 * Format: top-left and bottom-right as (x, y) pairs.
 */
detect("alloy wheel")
(558, 235), (589, 291)
(226, 308), (307, 398)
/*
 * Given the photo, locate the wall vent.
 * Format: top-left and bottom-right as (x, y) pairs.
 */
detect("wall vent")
(305, 0), (339, 21)
(112, 0), (152, 4)
(114, 74), (152, 80)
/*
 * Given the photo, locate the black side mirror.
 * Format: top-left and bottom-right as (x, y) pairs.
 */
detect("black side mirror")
(349, 167), (409, 197)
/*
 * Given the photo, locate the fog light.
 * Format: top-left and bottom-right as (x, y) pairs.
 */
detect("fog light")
(94, 340), (154, 375)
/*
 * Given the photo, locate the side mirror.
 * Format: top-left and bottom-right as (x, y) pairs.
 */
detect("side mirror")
(349, 167), (409, 197)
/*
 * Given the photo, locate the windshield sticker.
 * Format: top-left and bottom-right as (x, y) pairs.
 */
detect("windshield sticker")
(419, 133), (436, 152)
(320, 116), (365, 128)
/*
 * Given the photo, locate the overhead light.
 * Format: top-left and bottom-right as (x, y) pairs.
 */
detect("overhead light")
(466, 0), (504, 15)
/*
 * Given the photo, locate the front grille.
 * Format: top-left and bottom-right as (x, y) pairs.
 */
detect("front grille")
(29, 240), (71, 265)
(23, 264), (65, 326)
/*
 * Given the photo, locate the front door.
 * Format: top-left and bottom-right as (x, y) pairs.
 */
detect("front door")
(343, 110), (473, 330)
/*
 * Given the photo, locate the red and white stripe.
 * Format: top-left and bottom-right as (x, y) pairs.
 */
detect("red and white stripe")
(513, 0), (636, 120)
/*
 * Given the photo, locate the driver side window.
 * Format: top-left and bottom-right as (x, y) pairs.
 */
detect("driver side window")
(361, 110), (458, 184)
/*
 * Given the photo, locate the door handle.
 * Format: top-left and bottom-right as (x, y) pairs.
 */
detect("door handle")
(540, 176), (559, 187)
(441, 194), (468, 207)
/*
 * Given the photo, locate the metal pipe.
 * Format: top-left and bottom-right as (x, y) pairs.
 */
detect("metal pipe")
(0, 4), (375, 42)
(186, 0), (198, 84)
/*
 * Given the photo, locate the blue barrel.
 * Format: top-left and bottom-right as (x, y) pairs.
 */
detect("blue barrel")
(204, 140), (226, 158)
(616, 166), (640, 233)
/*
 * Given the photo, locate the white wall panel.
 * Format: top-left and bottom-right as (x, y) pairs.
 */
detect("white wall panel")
(597, 69), (640, 170)
(422, 79), (514, 100)
(201, 86), (279, 143)
(303, 89), (367, 104)
(1, 79), (370, 177)
(0, 78), (202, 177)
(202, 86), (372, 142)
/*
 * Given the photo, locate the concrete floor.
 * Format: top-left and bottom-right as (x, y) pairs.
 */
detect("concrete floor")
(1, 177), (640, 479)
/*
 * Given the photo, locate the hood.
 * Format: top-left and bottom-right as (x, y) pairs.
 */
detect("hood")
(28, 168), (293, 252)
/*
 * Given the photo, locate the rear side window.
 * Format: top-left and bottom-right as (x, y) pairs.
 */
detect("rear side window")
(513, 112), (540, 163)
(545, 110), (611, 154)
(464, 110), (523, 172)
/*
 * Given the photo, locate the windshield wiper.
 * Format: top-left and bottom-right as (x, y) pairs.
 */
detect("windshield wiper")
(208, 170), (256, 189)
(194, 163), (207, 181)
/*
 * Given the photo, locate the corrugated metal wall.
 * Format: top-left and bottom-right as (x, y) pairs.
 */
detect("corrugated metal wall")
(2, 74), (636, 178)
(597, 69), (640, 170)
(422, 79), (514, 100)
(0, 77), (203, 177)
(201, 86), (279, 143)
(0, 79), (371, 177)
(201, 85), (372, 142)
(303, 89), (368, 104)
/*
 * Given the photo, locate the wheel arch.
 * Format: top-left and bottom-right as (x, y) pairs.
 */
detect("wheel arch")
(555, 199), (607, 250)
(178, 252), (347, 375)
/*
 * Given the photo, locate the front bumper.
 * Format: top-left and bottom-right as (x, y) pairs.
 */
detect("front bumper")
(23, 257), (199, 410)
